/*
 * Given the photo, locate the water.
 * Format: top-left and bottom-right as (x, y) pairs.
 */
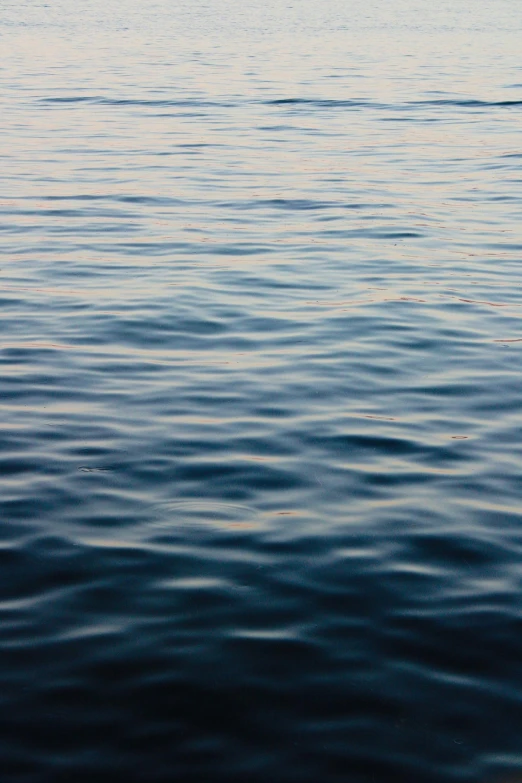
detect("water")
(1, 1), (522, 780)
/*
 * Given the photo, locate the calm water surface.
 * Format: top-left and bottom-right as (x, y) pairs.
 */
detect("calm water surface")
(1, 1), (522, 781)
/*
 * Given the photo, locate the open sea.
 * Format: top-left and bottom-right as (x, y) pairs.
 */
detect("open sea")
(1, 1), (522, 781)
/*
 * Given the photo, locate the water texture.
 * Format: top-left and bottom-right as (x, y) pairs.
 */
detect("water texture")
(1, 1), (522, 781)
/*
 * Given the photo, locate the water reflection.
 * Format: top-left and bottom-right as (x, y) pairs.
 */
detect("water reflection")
(1, 0), (522, 781)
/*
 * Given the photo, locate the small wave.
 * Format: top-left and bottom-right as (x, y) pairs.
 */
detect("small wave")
(77, 466), (116, 473)
(157, 500), (262, 533)
(39, 96), (232, 108)
(413, 98), (522, 108)
(265, 97), (372, 108)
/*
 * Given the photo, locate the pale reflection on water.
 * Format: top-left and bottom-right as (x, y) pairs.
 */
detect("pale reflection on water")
(1, 0), (522, 781)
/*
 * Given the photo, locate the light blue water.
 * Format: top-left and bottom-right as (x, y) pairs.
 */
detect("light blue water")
(1, 1), (522, 781)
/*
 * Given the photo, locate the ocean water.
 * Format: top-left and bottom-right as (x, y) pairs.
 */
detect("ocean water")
(1, 1), (522, 781)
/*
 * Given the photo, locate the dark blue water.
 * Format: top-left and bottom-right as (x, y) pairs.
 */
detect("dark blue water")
(1, 1), (522, 781)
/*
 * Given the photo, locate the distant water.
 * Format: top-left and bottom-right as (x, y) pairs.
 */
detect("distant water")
(1, 1), (522, 781)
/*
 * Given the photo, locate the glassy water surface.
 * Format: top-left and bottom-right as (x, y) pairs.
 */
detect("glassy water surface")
(1, 1), (522, 780)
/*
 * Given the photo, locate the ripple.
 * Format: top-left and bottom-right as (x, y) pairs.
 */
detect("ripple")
(157, 500), (262, 532)
(1, 0), (522, 780)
